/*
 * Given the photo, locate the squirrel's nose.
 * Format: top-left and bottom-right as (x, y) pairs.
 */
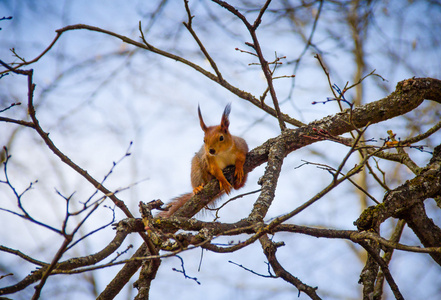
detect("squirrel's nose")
(209, 149), (216, 155)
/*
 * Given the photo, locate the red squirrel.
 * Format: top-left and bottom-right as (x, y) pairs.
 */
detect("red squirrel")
(158, 103), (248, 217)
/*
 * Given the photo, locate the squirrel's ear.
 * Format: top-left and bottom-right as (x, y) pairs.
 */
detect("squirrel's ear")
(198, 104), (208, 132)
(221, 103), (231, 132)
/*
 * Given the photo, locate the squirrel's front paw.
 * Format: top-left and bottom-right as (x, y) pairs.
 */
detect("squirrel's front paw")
(233, 168), (246, 189)
(234, 168), (244, 183)
(219, 180), (232, 195)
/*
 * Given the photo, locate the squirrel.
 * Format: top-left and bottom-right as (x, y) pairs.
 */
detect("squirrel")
(158, 103), (248, 217)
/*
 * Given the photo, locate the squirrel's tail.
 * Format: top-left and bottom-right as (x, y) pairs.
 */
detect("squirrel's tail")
(157, 193), (194, 217)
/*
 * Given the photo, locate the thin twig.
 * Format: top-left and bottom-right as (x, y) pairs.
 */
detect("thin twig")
(252, 0), (272, 30)
(172, 255), (201, 285)
(212, 0), (287, 131)
(228, 260), (276, 278)
(288, 0), (324, 97)
(183, 0), (223, 81)
(0, 245), (46, 266)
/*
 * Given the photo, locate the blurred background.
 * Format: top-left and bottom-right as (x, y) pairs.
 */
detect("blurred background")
(1, 0), (441, 299)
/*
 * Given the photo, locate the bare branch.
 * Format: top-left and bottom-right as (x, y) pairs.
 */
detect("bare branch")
(212, 0), (287, 131)
(182, 0), (223, 81)
(0, 228), (128, 295)
(0, 245), (46, 267)
(260, 235), (321, 299)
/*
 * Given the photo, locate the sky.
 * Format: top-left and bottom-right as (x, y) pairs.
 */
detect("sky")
(1, 1), (441, 299)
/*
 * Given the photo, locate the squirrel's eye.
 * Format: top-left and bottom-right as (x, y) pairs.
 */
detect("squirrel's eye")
(219, 135), (224, 141)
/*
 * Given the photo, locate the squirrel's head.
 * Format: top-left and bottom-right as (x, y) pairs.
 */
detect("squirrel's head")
(198, 103), (233, 155)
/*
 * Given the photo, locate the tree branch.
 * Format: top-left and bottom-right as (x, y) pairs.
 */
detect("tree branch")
(260, 235), (321, 299)
(169, 77), (441, 219)
(355, 143), (441, 265)
(0, 228), (128, 296)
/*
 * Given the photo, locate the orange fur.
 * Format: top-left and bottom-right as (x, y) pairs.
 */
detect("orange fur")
(158, 104), (248, 218)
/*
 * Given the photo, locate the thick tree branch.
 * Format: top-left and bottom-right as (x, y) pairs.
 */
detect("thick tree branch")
(359, 240), (404, 300)
(355, 144), (441, 265)
(97, 243), (147, 300)
(141, 216), (441, 255)
(249, 139), (286, 220)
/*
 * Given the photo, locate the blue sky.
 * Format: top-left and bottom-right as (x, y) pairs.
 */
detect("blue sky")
(1, 1), (441, 299)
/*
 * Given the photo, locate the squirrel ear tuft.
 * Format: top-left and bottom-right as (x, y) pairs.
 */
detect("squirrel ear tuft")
(198, 104), (208, 132)
(221, 103), (231, 131)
